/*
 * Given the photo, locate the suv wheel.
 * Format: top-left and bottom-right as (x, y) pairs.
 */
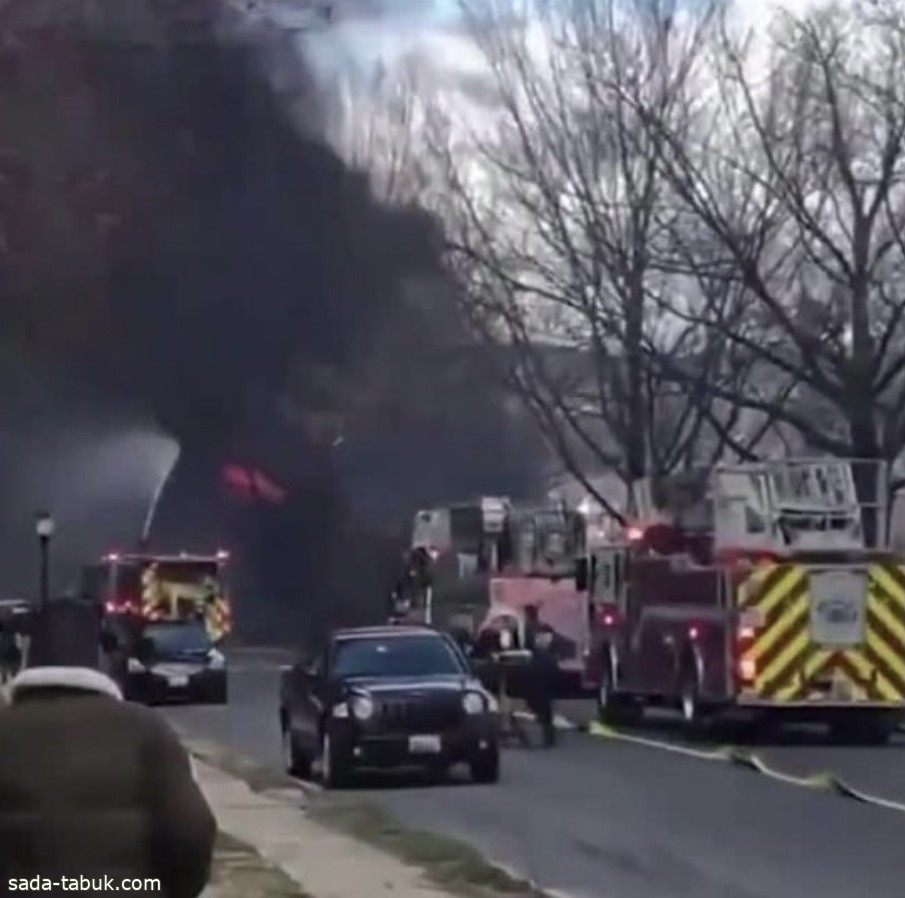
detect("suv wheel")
(320, 732), (350, 789)
(280, 720), (311, 779)
(470, 745), (500, 784)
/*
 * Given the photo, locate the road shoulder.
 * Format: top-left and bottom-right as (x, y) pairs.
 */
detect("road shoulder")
(205, 831), (310, 897)
(190, 738), (549, 898)
(197, 758), (459, 898)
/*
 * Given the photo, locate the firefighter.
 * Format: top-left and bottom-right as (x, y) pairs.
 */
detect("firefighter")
(387, 574), (411, 623)
(522, 604), (558, 747)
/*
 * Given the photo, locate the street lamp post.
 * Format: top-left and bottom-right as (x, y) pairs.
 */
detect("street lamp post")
(35, 512), (55, 611)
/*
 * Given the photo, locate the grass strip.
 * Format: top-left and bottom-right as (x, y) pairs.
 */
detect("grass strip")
(186, 737), (549, 898)
(211, 831), (313, 897)
(307, 794), (547, 898)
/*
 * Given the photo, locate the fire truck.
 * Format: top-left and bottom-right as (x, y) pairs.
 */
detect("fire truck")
(79, 550), (233, 644)
(576, 458), (905, 743)
(392, 496), (587, 686)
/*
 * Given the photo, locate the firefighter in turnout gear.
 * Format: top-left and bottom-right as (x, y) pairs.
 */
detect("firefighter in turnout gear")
(522, 604), (558, 747)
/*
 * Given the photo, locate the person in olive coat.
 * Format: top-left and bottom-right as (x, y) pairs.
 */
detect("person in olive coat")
(0, 597), (216, 896)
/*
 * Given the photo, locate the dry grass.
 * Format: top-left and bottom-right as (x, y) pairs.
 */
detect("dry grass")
(206, 831), (312, 898)
(185, 736), (549, 898)
(308, 797), (547, 898)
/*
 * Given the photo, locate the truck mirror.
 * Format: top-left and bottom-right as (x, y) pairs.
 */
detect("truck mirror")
(575, 557), (589, 591)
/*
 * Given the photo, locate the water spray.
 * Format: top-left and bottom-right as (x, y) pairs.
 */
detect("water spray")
(140, 442), (182, 550)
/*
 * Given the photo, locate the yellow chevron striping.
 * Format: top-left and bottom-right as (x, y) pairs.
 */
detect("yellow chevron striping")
(737, 564), (777, 607)
(757, 567), (807, 618)
(869, 565), (905, 610)
(802, 648), (833, 681)
(739, 561), (905, 704)
(756, 628), (809, 694)
(776, 645), (824, 701)
(749, 595), (808, 661)
(844, 648), (901, 701)
(867, 589), (905, 648)
(864, 626), (905, 687)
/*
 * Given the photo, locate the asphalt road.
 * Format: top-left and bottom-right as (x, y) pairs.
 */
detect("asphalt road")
(557, 700), (905, 804)
(166, 651), (905, 898)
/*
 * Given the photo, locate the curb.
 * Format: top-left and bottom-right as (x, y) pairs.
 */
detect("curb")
(587, 721), (905, 814)
(513, 710), (577, 731)
(183, 736), (570, 898)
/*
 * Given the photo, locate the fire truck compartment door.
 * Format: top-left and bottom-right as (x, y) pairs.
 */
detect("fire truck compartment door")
(808, 570), (866, 647)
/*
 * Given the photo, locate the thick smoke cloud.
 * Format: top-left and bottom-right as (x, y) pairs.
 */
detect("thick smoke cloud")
(0, 0), (541, 639)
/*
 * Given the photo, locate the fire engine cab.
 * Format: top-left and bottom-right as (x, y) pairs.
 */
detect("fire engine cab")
(392, 497), (586, 684)
(577, 458), (905, 743)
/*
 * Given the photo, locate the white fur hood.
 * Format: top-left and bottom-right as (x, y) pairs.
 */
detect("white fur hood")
(7, 666), (123, 702)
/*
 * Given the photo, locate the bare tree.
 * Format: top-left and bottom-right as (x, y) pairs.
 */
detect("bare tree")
(421, 0), (762, 509)
(636, 0), (905, 503)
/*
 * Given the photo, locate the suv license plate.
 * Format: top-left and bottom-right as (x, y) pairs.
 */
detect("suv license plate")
(409, 735), (441, 754)
(168, 675), (189, 687)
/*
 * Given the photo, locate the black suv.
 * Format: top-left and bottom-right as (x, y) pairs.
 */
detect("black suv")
(279, 625), (500, 787)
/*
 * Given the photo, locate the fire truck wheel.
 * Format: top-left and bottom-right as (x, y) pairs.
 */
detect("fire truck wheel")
(470, 746), (500, 784)
(320, 732), (350, 789)
(597, 652), (640, 726)
(679, 664), (705, 729)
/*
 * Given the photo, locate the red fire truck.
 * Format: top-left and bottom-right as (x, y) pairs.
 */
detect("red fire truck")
(80, 550), (233, 644)
(576, 458), (905, 743)
(393, 496), (587, 687)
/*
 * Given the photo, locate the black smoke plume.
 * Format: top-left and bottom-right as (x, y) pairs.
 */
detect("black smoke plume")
(0, 0), (541, 640)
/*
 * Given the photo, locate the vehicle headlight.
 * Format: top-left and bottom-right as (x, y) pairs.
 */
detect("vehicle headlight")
(332, 703), (350, 718)
(463, 691), (486, 715)
(127, 658), (144, 674)
(208, 649), (226, 670)
(350, 694), (374, 721)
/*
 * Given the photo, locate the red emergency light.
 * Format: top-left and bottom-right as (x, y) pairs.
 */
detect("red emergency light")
(596, 603), (621, 627)
(105, 599), (140, 615)
(736, 621), (758, 684)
